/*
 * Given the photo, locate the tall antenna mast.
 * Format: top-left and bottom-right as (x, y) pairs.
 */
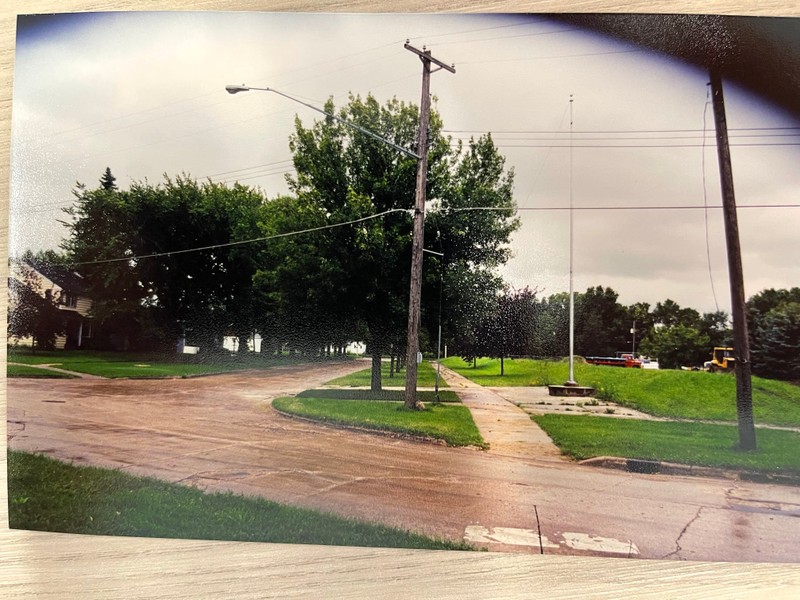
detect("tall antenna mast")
(548, 94), (593, 398)
(567, 94), (577, 386)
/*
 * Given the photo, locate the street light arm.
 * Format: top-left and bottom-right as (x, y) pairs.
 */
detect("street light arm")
(225, 84), (420, 160)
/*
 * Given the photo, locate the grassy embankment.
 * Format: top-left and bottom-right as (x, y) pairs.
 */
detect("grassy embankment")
(7, 450), (473, 550)
(443, 356), (800, 476)
(442, 356), (800, 427)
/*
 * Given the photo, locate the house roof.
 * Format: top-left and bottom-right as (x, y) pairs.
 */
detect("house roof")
(27, 262), (89, 296)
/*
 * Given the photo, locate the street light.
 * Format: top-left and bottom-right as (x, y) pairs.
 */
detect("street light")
(227, 82), (431, 404)
(225, 85), (419, 159)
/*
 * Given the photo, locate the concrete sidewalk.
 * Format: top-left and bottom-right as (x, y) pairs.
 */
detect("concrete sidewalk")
(437, 365), (564, 462)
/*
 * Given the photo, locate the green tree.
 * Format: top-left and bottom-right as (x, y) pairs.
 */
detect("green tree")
(424, 133), (519, 364)
(8, 261), (66, 350)
(100, 167), (117, 191)
(288, 94), (518, 390)
(63, 173), (265, 352)
(626, 302), (653, 357)
(529, 292), (570, 358)
(652, 299), (701, 328)
(748, 288), (800, 380)
(574, 286), (629, 357)
(699, 310), (731, 350)
(639, 323), (711, 369)
(61, 175), (148, 350)
(476, 287), (537, 375)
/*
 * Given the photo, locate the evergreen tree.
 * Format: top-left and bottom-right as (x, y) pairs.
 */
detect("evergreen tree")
(100, 167), (117, 191)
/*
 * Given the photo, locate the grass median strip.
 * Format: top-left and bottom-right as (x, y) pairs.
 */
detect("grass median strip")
(7, 450), (473, 550)
(533, 414), (800, 476)
(443, 357), (800, 427)
(273, 396), (486, 448)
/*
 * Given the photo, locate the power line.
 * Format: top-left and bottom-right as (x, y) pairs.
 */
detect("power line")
(431, 27), (577, 47)
(15, 197), (800, 217)
(72, 208), (412, 266)
(28, 202), (799, 266)
(408, 20), (539, 42)
(456, 142), (800, 149)
(443, 126), (800, 135)
(18, 20), (554, 154)
(458, 48), (644, 66)
(202, 159), (295, 179)
(453, 133), (800, 142)
(701, 88), (721, 313)
(446, 204), (800, 212)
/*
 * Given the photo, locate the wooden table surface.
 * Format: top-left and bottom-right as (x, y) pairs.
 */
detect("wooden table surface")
(3, 1), (800, 597)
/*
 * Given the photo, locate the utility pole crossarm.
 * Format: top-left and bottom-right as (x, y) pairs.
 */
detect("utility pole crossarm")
(404, 42), (456, 73)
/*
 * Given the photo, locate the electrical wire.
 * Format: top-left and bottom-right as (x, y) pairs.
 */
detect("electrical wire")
(702, 86), (721, 313)
(448, 141), (800, 149)
(71, 208), (412, 266)
(443, 126), (800, 135)
(458, 48), (643, 66)
(52, 202), (799, 267)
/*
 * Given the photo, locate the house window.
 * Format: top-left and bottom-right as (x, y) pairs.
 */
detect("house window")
(83, 322), (93, 339)
(62, 293), (78, 308)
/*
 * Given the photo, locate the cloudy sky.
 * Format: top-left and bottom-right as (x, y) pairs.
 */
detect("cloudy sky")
(9, 11), (800, 315)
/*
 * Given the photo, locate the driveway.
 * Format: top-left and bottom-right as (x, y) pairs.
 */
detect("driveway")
(7, 361), (800, 562)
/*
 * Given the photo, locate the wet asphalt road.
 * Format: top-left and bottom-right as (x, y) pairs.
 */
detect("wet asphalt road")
(7, 361), (800, 562)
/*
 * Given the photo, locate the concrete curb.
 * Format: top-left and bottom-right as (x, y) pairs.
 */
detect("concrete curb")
(580, 456), (800, 486)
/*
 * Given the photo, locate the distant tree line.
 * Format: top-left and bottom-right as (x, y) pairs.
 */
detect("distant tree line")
(449, 284), (799, 382)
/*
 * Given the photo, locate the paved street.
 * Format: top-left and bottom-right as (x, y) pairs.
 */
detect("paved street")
(7, 360), (800, 562)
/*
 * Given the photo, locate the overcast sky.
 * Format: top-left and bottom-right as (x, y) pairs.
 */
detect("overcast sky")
(9, 11), (800, 315)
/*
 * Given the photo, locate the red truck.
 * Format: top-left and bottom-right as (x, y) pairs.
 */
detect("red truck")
(585, 352), (642, 368)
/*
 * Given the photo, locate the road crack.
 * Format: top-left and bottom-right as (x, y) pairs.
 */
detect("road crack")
(663, 506), (704, 559)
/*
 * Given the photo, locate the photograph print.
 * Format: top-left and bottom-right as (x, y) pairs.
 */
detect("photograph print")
(7, 11), (800, 562)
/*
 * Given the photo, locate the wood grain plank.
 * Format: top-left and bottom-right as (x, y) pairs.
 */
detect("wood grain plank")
(3, 1), (800, 598)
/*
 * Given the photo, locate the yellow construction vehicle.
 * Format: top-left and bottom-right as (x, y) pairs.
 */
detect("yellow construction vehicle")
(705, 347), (736, 372)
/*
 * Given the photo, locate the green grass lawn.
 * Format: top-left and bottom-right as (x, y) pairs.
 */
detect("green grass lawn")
(325, 360), (448, 388)
(273, 396), (485, 448)
(7, 364), (77, 378)
(443, 357), (800, 427)
(7, 450), (473, 550)
(7, 349), (301, 379)
(533, 414), (800, 476)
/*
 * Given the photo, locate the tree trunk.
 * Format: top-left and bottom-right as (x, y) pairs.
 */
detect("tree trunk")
(370, 333), (383, 391)
(371, 352), (382, 391)
(501, 355), (505, 376)
(237, 333), (249, 354)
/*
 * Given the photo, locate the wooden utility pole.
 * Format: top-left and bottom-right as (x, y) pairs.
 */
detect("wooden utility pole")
(403, 42), (454, 409)
(709, 67), (757, 451)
